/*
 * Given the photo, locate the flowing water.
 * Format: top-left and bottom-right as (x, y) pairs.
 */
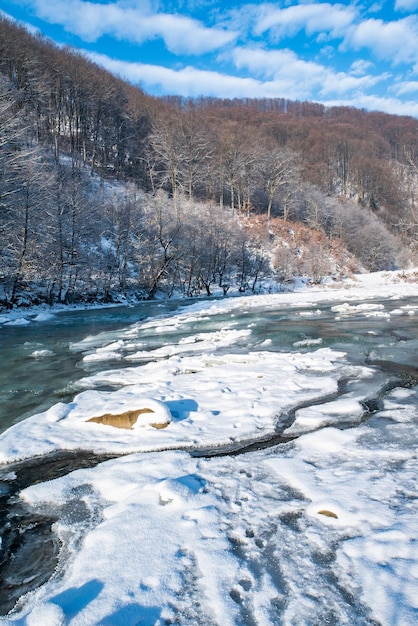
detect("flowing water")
(0, 300), (187, 431)
(0, 293), (417, 617)
(1, 295), (417, 433)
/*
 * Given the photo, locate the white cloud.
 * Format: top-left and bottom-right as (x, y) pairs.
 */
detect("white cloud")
(5, 1), (418, 118)
(81, 51), (418, 117)
(86, 51), (265, 98)
(253, 2), (356, 40)
(0, 8), (41, 35)
(343, 16), (418, 65)
(326, 94), (418, 118)
(350, 59), (373, 76)
(392, 81), (418, 95)
(319, 71), (386, 97)
(229, 46), (384, 97)
(15, 0), (237, 54)
(87, 47), (386, 105)
(395, 0), (418, 11)
(230, 46), (324, 82)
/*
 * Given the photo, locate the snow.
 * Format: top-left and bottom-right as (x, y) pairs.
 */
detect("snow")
(25, 604), (65, 626)
(4, 317), (31, 326)
(32, 312), (56, 322)
(0, 348), (345, 460)
(0, 269), (418, 625)
(29, 349), (55, 358)
(0, 268), (417, 327)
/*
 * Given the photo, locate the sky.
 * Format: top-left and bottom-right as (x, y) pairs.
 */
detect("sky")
(1, 1), (418, 117)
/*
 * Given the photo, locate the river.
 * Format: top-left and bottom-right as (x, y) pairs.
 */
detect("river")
(1, 294), (417, 433)
(0, 289), (417, 624)
(0, 300), (184, 431)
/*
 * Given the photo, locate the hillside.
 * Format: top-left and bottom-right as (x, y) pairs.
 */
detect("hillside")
(0, 16), (417, 308)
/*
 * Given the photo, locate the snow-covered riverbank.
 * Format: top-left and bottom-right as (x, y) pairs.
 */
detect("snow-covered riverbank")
(0, 268), (417, 625)
(1, 269), (417, 327)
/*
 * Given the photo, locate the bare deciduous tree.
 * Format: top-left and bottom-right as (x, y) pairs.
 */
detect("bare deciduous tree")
(258, 146), (300, 220)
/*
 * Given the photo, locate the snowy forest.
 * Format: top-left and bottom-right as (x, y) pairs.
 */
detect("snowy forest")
(1, 16), (417, 308)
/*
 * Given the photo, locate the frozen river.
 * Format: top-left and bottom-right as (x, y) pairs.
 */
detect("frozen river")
(1, 294), (417, 432)
(0, 279), (417, 625)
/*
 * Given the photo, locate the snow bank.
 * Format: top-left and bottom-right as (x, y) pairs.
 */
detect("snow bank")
(12, 385), (417, 625)
(0, 268), (417, 327)
(0, 347), (351, 462)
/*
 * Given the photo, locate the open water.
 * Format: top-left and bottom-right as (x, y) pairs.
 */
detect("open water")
(1, 294), (417, 433)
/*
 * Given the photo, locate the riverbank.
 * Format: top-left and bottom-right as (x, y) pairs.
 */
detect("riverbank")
(1, 268), (417, 328)
(0, 268), (417, 624)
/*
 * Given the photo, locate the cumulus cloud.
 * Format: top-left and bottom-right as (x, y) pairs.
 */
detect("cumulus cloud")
(89, 49), (418, 117)
(230, 46), (324, 81)
(326, 93), (418, 118)
(15, 0), (237, 54)
(253, 2), (356, 40)
(319, 70), (387, 97)
(0, 8), (41, 34)
(342, 16), (418, 65)
(6, 0), (418, 118)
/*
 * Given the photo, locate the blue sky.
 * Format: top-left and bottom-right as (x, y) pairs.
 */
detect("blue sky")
(2, 0), (418, 116)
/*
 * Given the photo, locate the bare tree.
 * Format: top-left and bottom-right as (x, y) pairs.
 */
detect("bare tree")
(336, 202), (398, 271)
(0, 78), (42, 305)
(177, 108), (212, 200)
(147, 113), (185, 205)
(8, 148), (47, 304)
(137, 191), (182, 297)
(258, 146), (300, 220)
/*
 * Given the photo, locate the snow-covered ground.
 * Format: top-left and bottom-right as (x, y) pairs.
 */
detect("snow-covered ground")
(0, 269), (418, 625)
(0, 268), (417, 328)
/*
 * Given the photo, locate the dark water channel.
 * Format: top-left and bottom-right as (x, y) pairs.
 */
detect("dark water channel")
(0, 450), (121, 615)
(0, 294), (417, 615)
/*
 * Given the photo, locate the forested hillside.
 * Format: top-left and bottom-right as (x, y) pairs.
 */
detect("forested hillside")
(0, 17), (417, 308)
